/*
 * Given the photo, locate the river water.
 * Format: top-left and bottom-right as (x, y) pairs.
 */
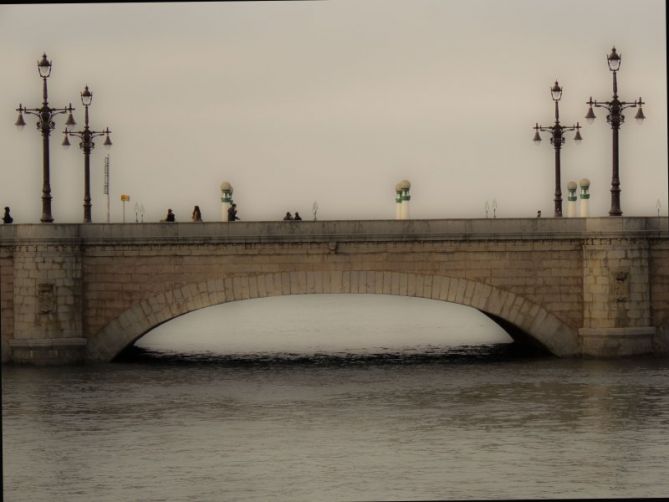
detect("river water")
(3, 296), (669, 501)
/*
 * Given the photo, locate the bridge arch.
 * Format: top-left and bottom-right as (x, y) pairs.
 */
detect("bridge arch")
(86, 271), (580, 361)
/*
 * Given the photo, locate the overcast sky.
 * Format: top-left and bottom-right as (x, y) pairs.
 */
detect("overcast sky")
(0, 0), (666, 224)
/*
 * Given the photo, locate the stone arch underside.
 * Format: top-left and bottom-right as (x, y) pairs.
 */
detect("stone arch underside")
(86, 271), (581, 362)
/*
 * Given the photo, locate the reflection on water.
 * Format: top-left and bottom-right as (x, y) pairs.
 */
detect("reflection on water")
(4, 350), (669, 501)
(4, 295), (669, 501)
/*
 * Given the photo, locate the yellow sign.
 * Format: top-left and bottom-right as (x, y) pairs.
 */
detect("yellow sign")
(120, 194), (130, 202)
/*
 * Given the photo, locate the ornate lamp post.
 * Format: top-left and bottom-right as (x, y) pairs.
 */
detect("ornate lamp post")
(62, 85), (112, 223)
(585, 47), (646, 216)
(14, 53), (76, 223)
(533, 81), (582, 217)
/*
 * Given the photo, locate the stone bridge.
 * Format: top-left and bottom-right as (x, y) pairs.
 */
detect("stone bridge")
(1, 218), (668, 365)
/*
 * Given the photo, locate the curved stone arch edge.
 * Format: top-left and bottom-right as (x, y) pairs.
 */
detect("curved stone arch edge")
(86, 272), (580, 362)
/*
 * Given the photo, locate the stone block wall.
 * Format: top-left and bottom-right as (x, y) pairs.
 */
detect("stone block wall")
(582, 238), (652, 329)
(650, 239), (669, 352)
(580, 238), (656, 356)
(1, 250), (14, 362)
(81, 239), (584, 347)
(0, 219), (666, 364)
(9, 242), (84, 364)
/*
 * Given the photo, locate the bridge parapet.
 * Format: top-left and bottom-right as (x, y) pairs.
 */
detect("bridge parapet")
(1, 217), (666, 244)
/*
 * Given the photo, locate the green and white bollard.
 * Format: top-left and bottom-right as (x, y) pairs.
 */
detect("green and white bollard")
(395, 187), (402, 220)
(395, 179), (411, 220)
(579, 178), (590, 217)
(566, 180), (578, 217)
(220, 181), (234, 222)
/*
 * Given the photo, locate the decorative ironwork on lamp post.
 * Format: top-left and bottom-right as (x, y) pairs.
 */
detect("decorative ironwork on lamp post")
(533, 81), (582, 217)
(14, 53), (76, 223)
(62, 85), (112, 223)
(585, 47), (646, 216)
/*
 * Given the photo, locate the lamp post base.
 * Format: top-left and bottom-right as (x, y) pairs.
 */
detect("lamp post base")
(609, 189), (622, 216)
(41, 195), (53, 223)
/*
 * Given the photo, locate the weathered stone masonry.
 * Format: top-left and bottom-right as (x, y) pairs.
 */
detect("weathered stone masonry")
(1, 218), (667, 364)
(650, 239), (669, 352)
(0, 251), (14, 360)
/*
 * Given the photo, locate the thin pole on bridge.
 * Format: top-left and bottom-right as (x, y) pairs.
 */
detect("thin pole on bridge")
(1, 348), (3, 502)
(104, 155), (110, 224)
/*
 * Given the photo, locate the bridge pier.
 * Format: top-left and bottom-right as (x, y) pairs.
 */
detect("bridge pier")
(5, 228), (86, 364)
(1, 219), (667, 365)
(580, 238), (657, 357)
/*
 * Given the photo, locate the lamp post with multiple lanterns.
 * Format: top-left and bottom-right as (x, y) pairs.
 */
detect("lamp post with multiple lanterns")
(14, 54), (76, 223)
(62, 86), (112, 223)
(585, 47), (646, 216)
(533, 81), (582, 217)
(11, 49), (653, 224)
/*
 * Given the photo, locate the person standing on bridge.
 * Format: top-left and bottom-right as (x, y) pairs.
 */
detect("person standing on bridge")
(227, 203), (239, 222)
(165, 209), (175, 222)
(283, 212), (293, 221)
(2, 206), (13, 224)
(294, 212), (302, 221)
(192, 205), (202, 222)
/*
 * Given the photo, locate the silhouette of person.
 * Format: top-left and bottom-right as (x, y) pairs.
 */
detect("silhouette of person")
(2, 207), (13, 224)
(537, 210), (542, 218)
(166, 209), (175, 222)
(283, 212), (293, 221)
(227, 204), (239, 222)
(192, 205), (202, 222)
(294, 212), (302, 221)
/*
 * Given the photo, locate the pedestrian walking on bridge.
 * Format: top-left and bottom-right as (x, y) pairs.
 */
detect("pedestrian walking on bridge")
(192, 205), (202, 222)
(3, 206), (13, 224)
(227, 204), (239, 222)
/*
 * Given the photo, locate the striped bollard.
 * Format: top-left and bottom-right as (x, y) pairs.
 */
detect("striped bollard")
(220, 182), (233, 221)
(566, 181), (578, 217)
(579, 178), (590, 217)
